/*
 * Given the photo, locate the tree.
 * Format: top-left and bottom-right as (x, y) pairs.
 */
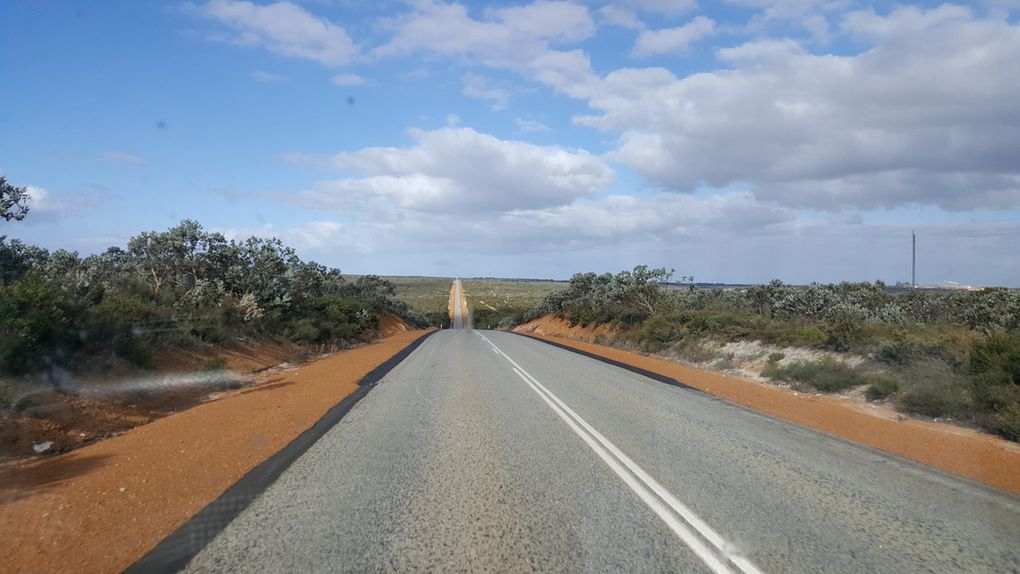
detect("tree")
(0, 237), (49, 285)
(0, 177), (30, 221)
(614, 265), (673, 316)
(127, 229), (177, 295)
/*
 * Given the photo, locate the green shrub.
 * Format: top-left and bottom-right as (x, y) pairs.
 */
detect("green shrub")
(985, 403), (1020, 441)
(793, 326), (828, 345)
(286, 318), (323, 343)
(674, 339), (720, 363)
(825, 316), (865, 351)
(86, 292), (166, 364)
(762, 358), (884, 393)
(877, 340), (915, 365)
(865, 377), (899, 401)
(687, 312), (760, 340)
(892, 360), (971, 418)
(969, 333), (1020, 385)
(635, 313), (686, 352)
(0, 273), (80, 374)
(897, 384), (971, 418)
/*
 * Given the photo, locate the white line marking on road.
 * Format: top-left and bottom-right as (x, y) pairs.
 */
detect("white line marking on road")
(477, 332), (763, 574)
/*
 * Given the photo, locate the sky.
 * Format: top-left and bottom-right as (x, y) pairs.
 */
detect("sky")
(1, 0), (1019, 286)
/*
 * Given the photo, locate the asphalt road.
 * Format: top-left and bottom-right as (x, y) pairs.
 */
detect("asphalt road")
(452, 279), (465, 329)
(183, 329), (1020, 573)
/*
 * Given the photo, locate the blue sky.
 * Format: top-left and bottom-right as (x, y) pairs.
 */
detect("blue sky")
(2, 0), (1019, 286)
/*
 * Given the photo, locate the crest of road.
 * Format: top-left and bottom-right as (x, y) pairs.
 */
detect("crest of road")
(183, 281), (1020, 573)
(450, 278), (467, 329)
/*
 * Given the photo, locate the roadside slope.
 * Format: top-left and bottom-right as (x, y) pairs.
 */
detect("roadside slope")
(514, 320), (1020, 495)
(0, 329), (430, 574)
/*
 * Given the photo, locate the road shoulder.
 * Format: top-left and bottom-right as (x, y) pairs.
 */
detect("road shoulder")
(515, 331), (1020, 496)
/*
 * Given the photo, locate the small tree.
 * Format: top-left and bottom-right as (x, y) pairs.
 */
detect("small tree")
(0, 177), (30, 221)
(127, 229), (176, 295)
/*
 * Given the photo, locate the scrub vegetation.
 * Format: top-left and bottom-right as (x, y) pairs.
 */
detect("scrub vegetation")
(517, 266), (1020, 441)
(461, 278), (565, 329)
(0, 219), (428, 386)
(374, 276), (565, 329)
(356, 275), (453, 328)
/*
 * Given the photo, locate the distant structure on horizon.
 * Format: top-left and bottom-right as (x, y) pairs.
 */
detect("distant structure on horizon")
(912, 230), (916, 288)
(895, 232), (981, 291)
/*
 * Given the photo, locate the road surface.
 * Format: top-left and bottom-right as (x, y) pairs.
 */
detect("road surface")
(183, 329), (1020, 573)
(451, 278), (465, 329)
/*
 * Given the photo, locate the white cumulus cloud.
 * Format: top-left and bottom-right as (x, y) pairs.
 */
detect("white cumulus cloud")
(632, 16), (716, 57)
(285, 126), (614, 214)
(198, 0), (358, 66)
(570, 7), (1020, 211)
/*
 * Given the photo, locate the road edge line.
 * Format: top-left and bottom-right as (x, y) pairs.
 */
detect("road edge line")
(513, 332), (702, 392)
(512, 331), (1020, 503)
(124, 330), (436, 574)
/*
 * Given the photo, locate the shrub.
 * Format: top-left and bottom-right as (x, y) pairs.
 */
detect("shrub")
(986, 403), (1020, 441)
(877, 340), (915, 365)
(687, 312), (761, 340)
(891, 360), (971, 418)
(0, 273), (80, 374)
(763, 358), (886, 393)
(635, 313), (686, 352)
(825, 311), (866, 351)
(865, 377), (899, 401)
(86, 292), (166, 364)
(897, 384), (972, 418)
(673, 339), (720, 363)
(285, 318), (323, 343)
(969, 333), (1020, 385)
(793, 326), (829, 345)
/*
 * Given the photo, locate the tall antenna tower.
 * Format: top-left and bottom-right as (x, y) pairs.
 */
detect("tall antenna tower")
(912, 231), (916, 288)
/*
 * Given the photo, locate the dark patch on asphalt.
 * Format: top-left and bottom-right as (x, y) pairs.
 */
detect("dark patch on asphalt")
(513, 333), (702, 393)
(124, 331), (436, 574)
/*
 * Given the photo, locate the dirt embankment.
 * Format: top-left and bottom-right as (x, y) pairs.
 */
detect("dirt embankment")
(0, 327), (430, 574)
(515, 315), (622, 344)
(515, 315), (1020, 495)
(378, 312), (410, 337)
(1, 314), (410, 460)
(1, 341), (299, 459)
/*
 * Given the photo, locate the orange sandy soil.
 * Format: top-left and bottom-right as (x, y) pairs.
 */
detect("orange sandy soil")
(1, 341), (302, 458)
(515, 316), (1020, 496)
(0, 329), (430, 574)
(378, 311), (410, 337)
(152, 340), (298, 373)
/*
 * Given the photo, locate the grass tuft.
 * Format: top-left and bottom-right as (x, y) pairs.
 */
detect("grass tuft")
(762, 358), (889, 393)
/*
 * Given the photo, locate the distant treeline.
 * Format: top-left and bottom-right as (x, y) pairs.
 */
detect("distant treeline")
(0, 220), (430, 378)
(527, 268), (1020, 336)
